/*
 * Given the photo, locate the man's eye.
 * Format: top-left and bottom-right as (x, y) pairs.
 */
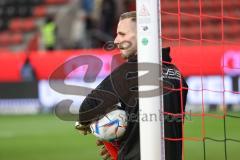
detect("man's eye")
(119, 33), (125, 36)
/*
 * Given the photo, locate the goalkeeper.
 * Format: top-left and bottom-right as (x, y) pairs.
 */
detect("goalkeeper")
(76, 11), (188, 160)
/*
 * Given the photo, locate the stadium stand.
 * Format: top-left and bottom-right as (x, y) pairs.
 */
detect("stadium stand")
(0, 31), (23, 46)
(33, 5), (48, 17)
(9, 18), (36, 32)
(0, 0), (239, 50)
(0, 0), (68, 50)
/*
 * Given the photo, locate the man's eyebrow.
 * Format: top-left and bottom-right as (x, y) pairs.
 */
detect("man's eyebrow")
(118, 31), (125, 35)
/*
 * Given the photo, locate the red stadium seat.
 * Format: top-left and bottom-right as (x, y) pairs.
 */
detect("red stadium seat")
(9, 19), (22, 32)
(44, 0), (68, 5)
(0, 47), (10, 52)
(22, 18), (36, 31)
(0, 32), (23, 46)
(33, 5), (47, 17)
(9, 18), (37, 32)
(0, 32), (10, 46)
(11, 33), (23, 44)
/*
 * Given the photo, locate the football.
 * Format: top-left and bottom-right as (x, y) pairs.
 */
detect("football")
(90, 109), (128, 141)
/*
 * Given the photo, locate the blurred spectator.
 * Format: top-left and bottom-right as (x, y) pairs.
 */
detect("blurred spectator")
(41, 14), (57, 51)
(125, 0), (136, 11)
(55, 0), (84, 49)
(91, 0), (129, 47)
(21, 56), (37, 81)
(91, 0), (103, 24)
(115, 0), (127, 18)
(54, 0), (135, 49)
(71, 10), (87, 49)
(81, 0), (94, 15)
(99, 0), (117, 39)
(83, 0), (128, 49)
(81, 0), (94, 35)
(26, 33), (40, 52)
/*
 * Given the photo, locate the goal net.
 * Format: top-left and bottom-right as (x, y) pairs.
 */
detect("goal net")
(160, 0), (240, 160)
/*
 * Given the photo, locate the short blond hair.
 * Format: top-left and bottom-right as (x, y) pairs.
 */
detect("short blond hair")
(119, 11), (136, 22)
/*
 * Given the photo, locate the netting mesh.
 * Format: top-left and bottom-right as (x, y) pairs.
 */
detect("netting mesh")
(160, 0), (240, 159)
(161, 0), (240, 46)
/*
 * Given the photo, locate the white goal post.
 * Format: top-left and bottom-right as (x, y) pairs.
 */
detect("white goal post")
(136, 0), (165, 160)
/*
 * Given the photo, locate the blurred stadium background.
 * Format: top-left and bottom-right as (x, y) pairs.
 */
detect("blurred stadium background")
(0, 0), (239, 159)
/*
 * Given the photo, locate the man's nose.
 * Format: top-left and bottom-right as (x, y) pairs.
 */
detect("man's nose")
(114, 36), (120, 44)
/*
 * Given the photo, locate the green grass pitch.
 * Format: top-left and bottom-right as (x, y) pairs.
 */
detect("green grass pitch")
(0, 113), (239, 160)
(0, 114), (101, 160)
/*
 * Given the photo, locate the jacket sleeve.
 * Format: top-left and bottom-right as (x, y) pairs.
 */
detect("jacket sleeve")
(78, 74), (119, 124)
(78, 61), (139, 124)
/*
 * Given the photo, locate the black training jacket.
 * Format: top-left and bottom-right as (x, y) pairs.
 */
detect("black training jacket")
(79, 47), (188, 160)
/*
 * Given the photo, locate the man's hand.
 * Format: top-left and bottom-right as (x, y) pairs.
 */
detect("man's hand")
(97, 140), (113, 160)
(75, 122), (91, 135)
